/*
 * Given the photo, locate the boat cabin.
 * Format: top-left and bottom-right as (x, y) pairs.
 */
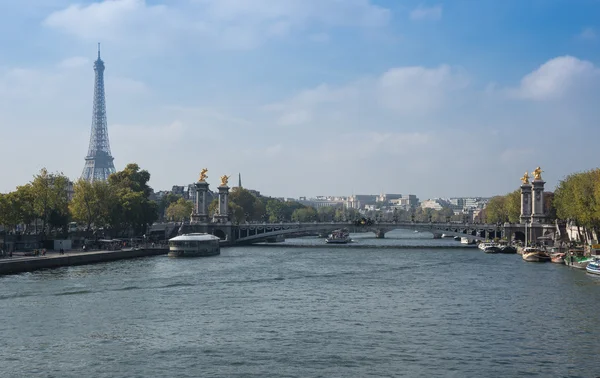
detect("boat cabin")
(168, 233), (220, 257)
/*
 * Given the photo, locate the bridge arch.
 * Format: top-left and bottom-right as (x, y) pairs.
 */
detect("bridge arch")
(212, 229), (227, 240)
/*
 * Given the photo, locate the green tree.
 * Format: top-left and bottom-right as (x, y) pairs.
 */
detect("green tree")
(70, 179), (114, 231)
(157, 192), (182, 221)
(291, 207), (317, 222)
(107, 164), (158, 236)
(485, 196), (508, 224)
(30, 168), (70, 233)
(166, 198), (193, 221)
(506, 190), (521, 223)
(266, 199), (285, 222)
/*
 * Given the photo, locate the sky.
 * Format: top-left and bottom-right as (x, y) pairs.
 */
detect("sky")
(0, 0), (599, 200)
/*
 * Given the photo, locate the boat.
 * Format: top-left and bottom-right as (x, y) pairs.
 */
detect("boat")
(522, 247), (550, 262)
(496, 240), (517, 254)
(460, 237), (475, 245)
(326, 229), (351, 244)
(550, 252), (565, 264)
(499, 245), (517, 254)
(168, 233), (220, 257)
(564, 249), (593, 269)
(586, 259), (600, 275)
(442, 234), (454, 238)
(478, 242), (501, 253)
(454, 236), (461, 241)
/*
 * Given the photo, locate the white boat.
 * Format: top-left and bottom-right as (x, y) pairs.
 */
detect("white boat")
(460, 237), (475, 245)
(326, 229), (351, 244)
(478, 242), (501, 253)
(522, 247), (550, 262)
(168, 233), (220, 257)
(586, 259), (600, 275)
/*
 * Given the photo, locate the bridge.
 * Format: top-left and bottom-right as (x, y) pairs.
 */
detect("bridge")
(149, 221), (555, 245)
(152, 172), (558, 246)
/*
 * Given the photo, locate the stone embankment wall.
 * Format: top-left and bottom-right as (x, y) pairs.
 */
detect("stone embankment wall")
(0, 249), (168, 275)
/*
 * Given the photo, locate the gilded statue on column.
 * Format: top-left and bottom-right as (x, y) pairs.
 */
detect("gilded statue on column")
(520, 172), (530, 185)
(199, 168), (208, 182)
(220, 175), (230, 186)
(533, 166), (543, 181)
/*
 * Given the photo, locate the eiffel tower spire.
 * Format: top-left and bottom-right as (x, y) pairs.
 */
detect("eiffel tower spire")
(81, 43), (116, 181)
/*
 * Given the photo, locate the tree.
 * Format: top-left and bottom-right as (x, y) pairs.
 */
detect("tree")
(485, 196), (508, 224)
(166, 198), (193, 221)
(506, 190), (521, 223)
(157, 192), (182, 221)
(266, 199), (285, 222)
(30, 168), (70, 234)
(292, 207), (317, 222)
(107, 164), (158, 236)
(229, 188), (264, 220)
(70, 179), (114, 231)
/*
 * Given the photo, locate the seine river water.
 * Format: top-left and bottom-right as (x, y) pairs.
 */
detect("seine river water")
(1, 230), (599, 377)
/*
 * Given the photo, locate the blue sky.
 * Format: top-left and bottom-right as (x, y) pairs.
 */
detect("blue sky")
(0, 0), (599, 199)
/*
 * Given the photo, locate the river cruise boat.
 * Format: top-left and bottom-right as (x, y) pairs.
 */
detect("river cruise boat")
(522, 247), (550, 262)
(478, 242), (501, 253)
(326, 229), (351, 244)
(585, 259), (600, 275)
(168, 233), (220, 257)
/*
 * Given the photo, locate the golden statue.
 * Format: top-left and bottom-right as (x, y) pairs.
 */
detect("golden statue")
(199, 168), (208, 182)
(520, 171), (530, 184)
(533, 166), (543, 181)
(220, 175), (230, 186)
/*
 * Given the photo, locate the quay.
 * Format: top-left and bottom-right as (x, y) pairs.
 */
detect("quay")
(256, 243), (478, 250)
(0, 248), (168, 276)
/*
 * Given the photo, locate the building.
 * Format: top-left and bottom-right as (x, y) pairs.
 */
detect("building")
(298, 196), (345, 209)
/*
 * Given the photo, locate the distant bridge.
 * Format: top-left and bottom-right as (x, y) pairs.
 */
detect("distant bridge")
(150, 221), (554, 245)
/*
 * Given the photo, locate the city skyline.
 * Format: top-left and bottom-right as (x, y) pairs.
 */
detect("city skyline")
(0, 0), (599, 199)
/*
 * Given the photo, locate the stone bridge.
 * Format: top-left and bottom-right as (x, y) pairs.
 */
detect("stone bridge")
(148, 221), (549, 245)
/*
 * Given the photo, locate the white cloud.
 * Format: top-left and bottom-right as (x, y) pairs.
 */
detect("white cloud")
(378, 65), (468, 113)
(266, 64), (469, 126)
(410, 5), (442, 21)
(43, 0), (391, 50)
(578, 27), (596, 40)
(512, 56), (599, 100)
(57, 56), (90, 69)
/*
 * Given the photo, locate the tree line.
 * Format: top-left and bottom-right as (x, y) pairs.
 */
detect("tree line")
(0, 164), (157, 237)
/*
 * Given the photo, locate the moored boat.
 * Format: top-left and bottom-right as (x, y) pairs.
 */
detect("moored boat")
(460, 237), (475, 245)
(326, 229), (351, 244)
(522, 247), (550, 262)
(550, 253), (565, 264)
(564, 249), (593, 269)
(586, 259), (600, 275)
(499, 245), (517, 254)
(478, 242), (501, 253)
(168, 233), (220, 257)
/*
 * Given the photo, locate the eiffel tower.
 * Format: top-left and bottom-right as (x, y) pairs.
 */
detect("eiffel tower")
(81, 43), (116, 181)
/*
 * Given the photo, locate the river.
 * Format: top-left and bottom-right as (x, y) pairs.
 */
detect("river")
(1, 230), (599, 377)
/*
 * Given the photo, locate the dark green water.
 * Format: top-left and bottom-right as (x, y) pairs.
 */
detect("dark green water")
(1, 230), (599, 377)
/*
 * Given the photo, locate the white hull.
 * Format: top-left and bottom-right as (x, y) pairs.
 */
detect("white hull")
(326, 237), (350, 244)
(586, 262), (600, 275)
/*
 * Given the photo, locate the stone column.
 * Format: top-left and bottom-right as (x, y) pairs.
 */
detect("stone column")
(191, 181), (209, 223)
(214, 185), (230, 223)
(520, 183), (532, 224)
(531, 178), (545, 224)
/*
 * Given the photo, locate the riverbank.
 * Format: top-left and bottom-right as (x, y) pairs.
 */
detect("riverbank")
(0, 248), (168, 275)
